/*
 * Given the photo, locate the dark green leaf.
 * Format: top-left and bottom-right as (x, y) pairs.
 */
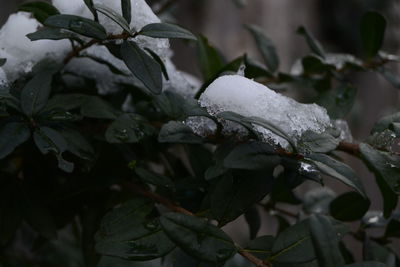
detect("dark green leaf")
(301, 55), (332, 74)
(121, 0), (131, 24)
(27, 27), (84, 43)
(246, 24), (279, 72)
(210, 171), (274, 226)
(197, 35), (225, 81)
(0, 122), (30, 159)
(307, 153), (366, 197)
(244, 206), (261, 239)
(309, 214), (345, 267)
(44, 14), (107, 40)
(139, 23), (197, 40)
(144, 48), (169, 80)
(360, 143), (400, 217)
(244, 56), (274, 79)
(298, 130), (340, 153)
(160, 212), (236, 262)
(19, 1), (60, 24)
(316, 84), (357, 119)
(80, 54), (128, 75)
(94, 4), (132, 34)
(20, 71), (53, 117)
(33, 127), (74, 173)
(135, 167), (174, 190)
(106, 113), (153, 143)
(360, 143), (400, 195)
(96, 198), (175, 260)
(297, 26), (325, 58)
(346, 262), (387, 267)
(363, 238), (397, 267)
(83, 0), (98, 21)
(59, 128), (95, 160)
(330, 192), (370, 221)
(45, 94), (88, 111)
(158, 121), (203, 144)
(372, 112), (400, 134)
(81, 96), (120, 119)
(223, 142), (280, 170)
(269, 220), (316, 263)
(245, 235), (274, 260)
(360, 11), (386, 58)
(0, 58), (6, 67)
(120, 41), (162, 94)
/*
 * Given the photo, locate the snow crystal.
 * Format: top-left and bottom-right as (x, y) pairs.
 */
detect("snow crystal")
(198, 75), (332, 147)
(0, 12), (70, 81)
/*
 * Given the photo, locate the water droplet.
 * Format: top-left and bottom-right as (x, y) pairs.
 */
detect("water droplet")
(216, 249), (232, 260)
(143, 220), (158, 231)
(114, 129), (129, 141)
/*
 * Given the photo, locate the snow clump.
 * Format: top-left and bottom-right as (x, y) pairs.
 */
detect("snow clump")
(197, 75), (332, 147)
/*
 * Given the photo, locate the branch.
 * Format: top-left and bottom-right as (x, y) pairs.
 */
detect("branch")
(337, 141), (360, 155)
(124, 182), (271, 267)
(63, 32), (132, 64)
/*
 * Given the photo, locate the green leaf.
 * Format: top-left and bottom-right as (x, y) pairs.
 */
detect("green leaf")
(316, 84), (357, 119)
(269, 219), (316, 263)
(223, 142), (280, 170)
(18, 1), (60, 24)
(139, 23), (197, 41)
(135, 167), (174, 190)
(360, 11), (386, 58)
(27, 27), (84, 43)
(372, 112), (400, 134)
(307, 153), (366, 197)
(45, 94), (89, 111)
(20, 71), (53, 117)
(297, 26), (325, 58)
(94, 4), (132, 34)
(360, 143), (400, 217)
(83, 0), (98, 21)
(197, 35), (225, 81)
(33, 127), (74, 173)
(298, 130), (340, 154)
(244, 56), (274, 79)
(301, 55), (332, 74)
(363, 238), (397, 266)
(346, 262), (387, 267)
(0, 58), (6, 67)
(360, 143), (400, 195)
(246, 24), (279, 72)
(309, 214), (345, 267)
(79, 54), (128, 75)
(121, 0), (131, 24)
(160, 212), (236, 263)
(330, 192), (370, 221)
(158, 121), (203, 144)
(81, 96), (120, 119)
(154, 91), (210, 120)
(120, 41), (162, 94)
(144, 48), (169, 80)
(210, 171), (274, 226)
(105, 113), (153, 143)
(96, 198), (175, 260)
(59, 127), (95, 161)
(44, 14), (107, 40)
(303, 188), (336, 215)
(0, 122), (31, 159)
(245, 235), (274, 260)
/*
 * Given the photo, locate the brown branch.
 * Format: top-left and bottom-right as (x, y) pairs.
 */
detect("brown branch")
(124, 182), (271, 267)
(63, 32), (132, 64)
(337, 141), (360, 155)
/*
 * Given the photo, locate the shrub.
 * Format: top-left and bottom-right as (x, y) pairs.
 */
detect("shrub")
(0, 1), (399, 266)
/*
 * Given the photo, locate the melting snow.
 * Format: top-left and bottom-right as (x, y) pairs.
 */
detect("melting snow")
(197, 75), (332, 147)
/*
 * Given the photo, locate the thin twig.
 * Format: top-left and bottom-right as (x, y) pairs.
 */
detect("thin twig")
(337, 141), (360, 155)
(63, 32), (132, 64)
